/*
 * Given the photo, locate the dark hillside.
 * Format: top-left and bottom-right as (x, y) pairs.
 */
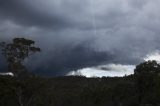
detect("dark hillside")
(0, 75), (160, 106)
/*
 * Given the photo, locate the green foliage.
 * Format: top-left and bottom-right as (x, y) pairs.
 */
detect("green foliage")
(134, 60), (160, 75)
(0, 38), (41, 77)
(0, 75), (159, 106)
(134, 60), (160, 104)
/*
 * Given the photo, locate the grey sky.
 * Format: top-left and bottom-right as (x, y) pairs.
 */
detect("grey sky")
(0, 0), (160, 76)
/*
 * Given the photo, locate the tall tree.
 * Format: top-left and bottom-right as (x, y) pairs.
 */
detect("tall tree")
(0, 38), (41, 77)
(134, 60), (160, 104)
(134, 60), (160, 75)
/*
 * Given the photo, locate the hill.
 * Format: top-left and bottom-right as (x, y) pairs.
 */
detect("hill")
(0, 75), (160, 106)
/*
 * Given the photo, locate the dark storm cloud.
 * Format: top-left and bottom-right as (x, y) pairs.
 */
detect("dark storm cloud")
(0, 0), (76, 29)
(0, 0), (160, 76)
(30, 43), (114, 76)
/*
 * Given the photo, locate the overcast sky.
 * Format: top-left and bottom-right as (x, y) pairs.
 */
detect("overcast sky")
(0, 0), (160, 76)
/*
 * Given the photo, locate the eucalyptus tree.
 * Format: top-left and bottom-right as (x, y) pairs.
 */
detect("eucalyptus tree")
(0, 38), (41, 77)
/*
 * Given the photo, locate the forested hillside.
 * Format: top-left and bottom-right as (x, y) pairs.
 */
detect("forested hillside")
(0, 74), (160, 106)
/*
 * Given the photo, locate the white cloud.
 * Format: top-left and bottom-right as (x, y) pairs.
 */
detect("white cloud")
(0, 72), (13, 76)
(67, 64), (135, 77)
(144, 50), (160, 63)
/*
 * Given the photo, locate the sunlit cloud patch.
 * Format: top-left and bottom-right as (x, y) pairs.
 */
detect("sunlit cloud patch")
(144, 50), (160, 63)
(67, 64), (135, 78)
